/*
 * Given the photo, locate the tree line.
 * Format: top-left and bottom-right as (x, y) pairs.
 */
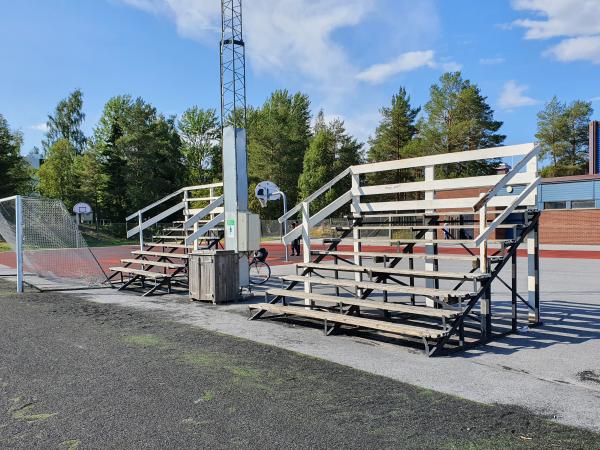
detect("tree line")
(0, 71), (594, 220)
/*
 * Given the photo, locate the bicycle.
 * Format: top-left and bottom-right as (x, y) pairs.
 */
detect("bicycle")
(249, 247), (271, 285)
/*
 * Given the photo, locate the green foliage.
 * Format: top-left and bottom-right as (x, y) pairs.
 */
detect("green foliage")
(247, 90), (312, 218)
(43, 89), (87, 154)
(0, 114), (33, 197)
(299, 112), (363, 212)
(536, 96), (593, 176)
(178, 107), (222, 184)
(416, 72), (505, 178)
(368, 88), (420, 191)
(90, 95), (185, 221)
(38, 139), (78, 208)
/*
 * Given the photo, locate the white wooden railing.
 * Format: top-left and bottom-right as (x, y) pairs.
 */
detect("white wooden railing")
(126, 182), (224, 251)
(279, 143), (540, 271)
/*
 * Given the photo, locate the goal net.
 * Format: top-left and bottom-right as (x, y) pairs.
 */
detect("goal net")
(0, 196), (107, 290)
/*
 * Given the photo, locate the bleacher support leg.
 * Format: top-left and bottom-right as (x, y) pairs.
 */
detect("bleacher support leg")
(528, 218), (540, 325)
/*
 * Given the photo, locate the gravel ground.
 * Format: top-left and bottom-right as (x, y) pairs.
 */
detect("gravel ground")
(0, 279), (599, 450)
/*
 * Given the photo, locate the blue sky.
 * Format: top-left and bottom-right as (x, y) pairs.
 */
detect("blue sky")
(1, 0), (599, 155)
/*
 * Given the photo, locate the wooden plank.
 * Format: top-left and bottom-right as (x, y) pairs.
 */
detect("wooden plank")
(121, 259), (185, 269)
(153, 235), (187, 240)
(267, 288), (460, 318)
(149, 243), (193, 249)
(354, 172), (535, 197)
(109, 267), (168, 279)
(131, 250), (189, 259)
(249, 303), (446, 338)
(350, 143), (535, 175)
(310, 250), (480, 261)
(297, 263), (488, 280)
(280, 275), (473, 300)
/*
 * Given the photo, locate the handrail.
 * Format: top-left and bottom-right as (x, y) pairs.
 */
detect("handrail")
(185, 212), (224, 245)
(473, 144), (540, 212)
(473, 177), (540, 247)
(282, 191), (353, 245)
(127, 201), (186, 238)
(184, 195), (224, 228)
(126, 182), (223, 221)
(278, 167), (351, 223)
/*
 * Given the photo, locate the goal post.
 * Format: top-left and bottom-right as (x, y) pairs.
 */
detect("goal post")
(0, 195), (107, 292)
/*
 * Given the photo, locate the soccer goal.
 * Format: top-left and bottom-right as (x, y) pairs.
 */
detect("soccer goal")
(0, 195), (107, 292)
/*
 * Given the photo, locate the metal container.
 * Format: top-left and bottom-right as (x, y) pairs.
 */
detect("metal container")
(189, 250), (239, 304)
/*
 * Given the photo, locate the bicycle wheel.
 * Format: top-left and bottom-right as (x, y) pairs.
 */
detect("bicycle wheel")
(249, 260), (271, 285)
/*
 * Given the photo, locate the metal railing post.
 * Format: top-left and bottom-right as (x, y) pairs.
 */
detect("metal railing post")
(15, 195), (24, 293)
(301, 201), (311, 306)
(424, 165), (437, 307)
(351, 172), (362, 297)
(138, 211), (144, 251)
(479, 193), (491, 339)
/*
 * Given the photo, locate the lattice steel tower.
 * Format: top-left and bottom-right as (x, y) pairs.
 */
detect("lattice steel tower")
(220, 0), (246, 129)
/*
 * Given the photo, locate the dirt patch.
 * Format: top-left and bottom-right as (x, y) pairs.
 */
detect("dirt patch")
(577, 370), (600, 385)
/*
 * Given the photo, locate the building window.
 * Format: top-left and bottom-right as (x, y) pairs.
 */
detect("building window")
(571, 200), (595, 209)
(544, 201), (567, 210)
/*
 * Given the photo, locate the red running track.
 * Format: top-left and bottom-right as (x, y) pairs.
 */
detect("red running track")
(1, 243), (599, 276)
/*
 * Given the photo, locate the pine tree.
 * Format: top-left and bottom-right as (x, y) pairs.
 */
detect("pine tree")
(0, 114), (32, 197)
(536, 97), (593, 177)
(90, 96), (185, 221)
(298, 116), (363, 213)
(417, 72), (505, 178)
(247, 90), (312, 218)
(367, 87), (420, 192)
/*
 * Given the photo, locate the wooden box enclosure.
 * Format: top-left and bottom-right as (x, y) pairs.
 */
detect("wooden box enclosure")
(189, 250), (239, 303)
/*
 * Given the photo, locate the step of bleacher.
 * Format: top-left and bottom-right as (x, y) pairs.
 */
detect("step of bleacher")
(109, 267), (168, 279)
(121, 259), (185, 270)
(148, 243), (192, 249)
(297, 263), (488, 281)
(310, 250), (495, 262)
(324, 238), (513, 246)
(266, 288), (460, 319)
(249, 303), (446, 339)
(131, 250), (189, 259)
(280, 275), (473, 301)
(153, 235), (187, 240)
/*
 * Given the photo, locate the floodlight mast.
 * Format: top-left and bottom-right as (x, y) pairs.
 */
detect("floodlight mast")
(220, 0), (246, 129)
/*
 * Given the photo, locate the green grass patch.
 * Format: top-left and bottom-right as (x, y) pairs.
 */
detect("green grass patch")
(0, 242), (11, 252)
(122, 334), (169, 348)
(10, 402), (56, 422)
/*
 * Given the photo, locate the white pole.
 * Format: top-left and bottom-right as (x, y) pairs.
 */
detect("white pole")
(15, 195), (24, 293)
(275, 191), (288, 262)
(138, 211), (144, 251)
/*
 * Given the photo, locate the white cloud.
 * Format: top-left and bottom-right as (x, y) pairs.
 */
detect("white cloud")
(512, 0), (600, 39)
(590, 96), (600, 102)
(120, 0), (375, 93)
(511, 0), (600, 63)
(498, 80), (539, 110)
(479, 57), (505, 65)
(546, 35), (600, 63)
(441, 61), (462, 72)
(356, 51), (461, 84)
(357, 50), (436, 84)
(29, 122), (48, 132)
